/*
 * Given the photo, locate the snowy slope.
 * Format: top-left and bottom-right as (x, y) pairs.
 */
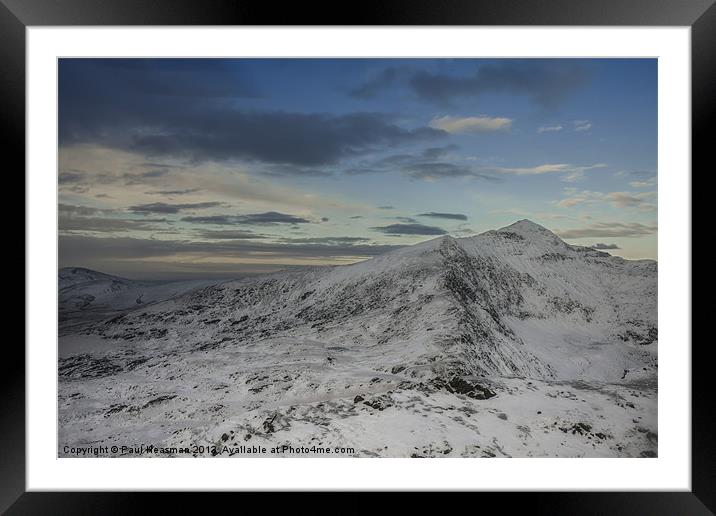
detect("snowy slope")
(59, 267), (219, 334)
(58, 220), (658, 458)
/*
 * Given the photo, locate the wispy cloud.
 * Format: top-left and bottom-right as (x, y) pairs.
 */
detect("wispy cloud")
(59, 234), (404, 271)
(556, 222), (657, 239)
(181, 211), (312, 225)
(129, 202), (223, 214)
(629, 177), (657, 188)
(418, 212), (468, 221)
(493, 163), (607, 182)
(371, 223), (447, 235)
(429, 115), (512, 134)
(557, 189), (656, 211)
(537, 125), (563, 133)
(573, 120), (592, 132)
(409, 60), (591, 108)
(348, 67), (404, 99)
(195, 230), (266, 240)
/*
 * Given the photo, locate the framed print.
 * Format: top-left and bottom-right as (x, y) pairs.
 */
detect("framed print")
(5, 0), (710, 511)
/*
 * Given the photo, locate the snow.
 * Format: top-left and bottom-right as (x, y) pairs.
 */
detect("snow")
(58, 220), (658, 457)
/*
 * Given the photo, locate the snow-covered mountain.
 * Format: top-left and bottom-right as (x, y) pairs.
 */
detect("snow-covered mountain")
(58, 220), (658, 458)
(59, 267), (218, 334)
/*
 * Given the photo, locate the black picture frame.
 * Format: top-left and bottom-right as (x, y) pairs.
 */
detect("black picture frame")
(5, 0), (710, 512)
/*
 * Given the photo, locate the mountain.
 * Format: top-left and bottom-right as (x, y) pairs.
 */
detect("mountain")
(58, 267), (219, 334)
(58, 220), (658, 458)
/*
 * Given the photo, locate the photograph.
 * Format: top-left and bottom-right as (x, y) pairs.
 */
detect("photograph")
(57, 57), (658, 458)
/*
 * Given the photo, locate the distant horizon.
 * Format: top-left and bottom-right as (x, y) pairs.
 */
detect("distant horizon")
(58, 218), (657, 282)
(59, 58), (657, 276)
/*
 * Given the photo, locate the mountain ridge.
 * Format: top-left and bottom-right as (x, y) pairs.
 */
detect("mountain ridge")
(58, 219), (658, 458)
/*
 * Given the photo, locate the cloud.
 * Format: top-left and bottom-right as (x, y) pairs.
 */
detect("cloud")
(181, 211), (311, 225)
(195, 230), (266, 240)
(555, 222), (657, 239)
(59, 170), (85, 183)
(60, 64), (445, 169)
(261, 164), (334, 178)
(348, 67), (403, 99)
(616, 169), (656, 180)
(59, 204), (170, 233)
(58, 234), (404, 270)
(418, 212), (468, 221)
(401, 162), (499, 182)
(590, 243), (620, 249)
(604, 191), (657, 210)
(129, 202), (223, 214)
(61, 62), (447, 168)
(493, 163), (607, 182)
(146, 188), (201, 196)
(429, 115), (512, 134)
(537, 125), (563, 133)
(629, 178), (657, 188)
(496, 163), (606, 176)
(371, 223), (447, 235)
(59, 203), (111, 217)
(573, 120), (592, 132)
(421, 145), (459, 159)
(277, 236), (371, 245)
(395, 217), (418, 223)
(346, 148), (500, 183)
(59, 217), (167, 233)
(377, 206), (395, 210)
(409, 60), (590, 108)
(557, 190), (656, 211)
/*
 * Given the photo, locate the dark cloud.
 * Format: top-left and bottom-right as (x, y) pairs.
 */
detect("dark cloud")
(60, 60), (445, 167)
(395, 217), (418, 223)
(59, 216), (166, 233)
(138, 162), (185, 170)
(59, 170), (85, 184)
(349, 215), (364, 219)
(181, 211), (311, 225)
(58, 234), (403, 271)
(556, 222), (657, 239)
(344, 167), (381, 175)
(371, 223), (447, 235)
(590, 243), (620, 250)
(421, 145), (459, 160)
(139, 169), (170, 178)
(146, 188), (200, 196)
(376, 154), (415, 167)
(345, 149), (502, 183)
(195, 230), (266, 240)
(129, 202), (223, 214)
(402, 162), (496, 181)
(120, 170), (171, 185)
(409, 60), (590, 108)
(126, 112), (443, 167)
(278, 236), (371, 245)
(348, 67), (403, 99)
(262, 164), (334, 177)
(418, 212), (468, 221)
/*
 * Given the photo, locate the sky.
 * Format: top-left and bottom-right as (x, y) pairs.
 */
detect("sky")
(58, 58), (657, 279)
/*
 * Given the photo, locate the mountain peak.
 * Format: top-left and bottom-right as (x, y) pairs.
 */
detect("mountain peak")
(498, 219), (549, 233)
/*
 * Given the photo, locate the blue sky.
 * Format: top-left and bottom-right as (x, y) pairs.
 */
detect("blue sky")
(58, 58), (657, 278)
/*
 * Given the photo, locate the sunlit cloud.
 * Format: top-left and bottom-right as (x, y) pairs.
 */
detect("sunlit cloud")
(429, 115), (512, 134)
